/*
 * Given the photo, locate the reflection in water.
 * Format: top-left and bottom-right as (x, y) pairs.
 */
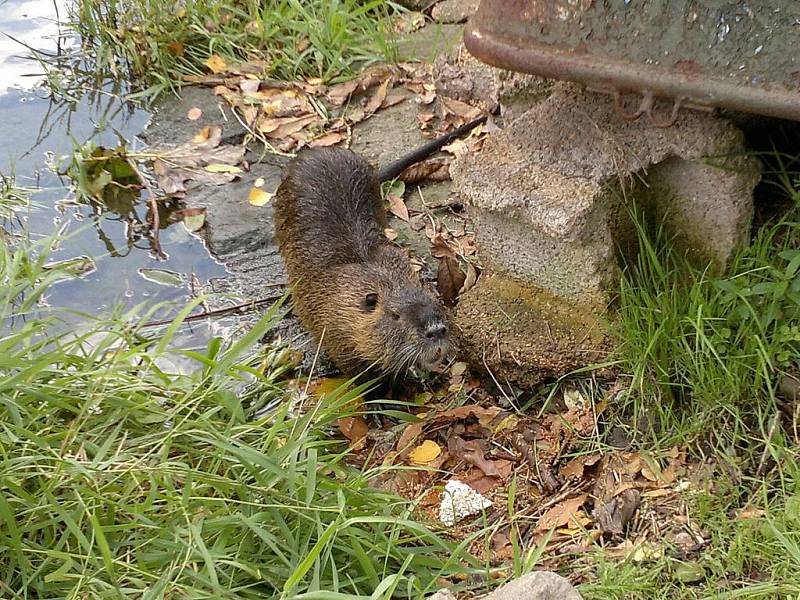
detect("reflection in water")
(1, 0), (229, 342)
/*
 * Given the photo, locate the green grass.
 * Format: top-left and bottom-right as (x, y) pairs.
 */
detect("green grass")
(0, 232), (485, 598)
(64, 0), (402, 99)
(575, 163), (800, 598)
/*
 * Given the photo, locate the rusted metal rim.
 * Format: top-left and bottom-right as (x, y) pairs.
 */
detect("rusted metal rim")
(464, 23), (800, 123)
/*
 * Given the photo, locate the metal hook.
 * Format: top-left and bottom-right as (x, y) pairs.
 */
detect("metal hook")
(645, 96), (684, 128)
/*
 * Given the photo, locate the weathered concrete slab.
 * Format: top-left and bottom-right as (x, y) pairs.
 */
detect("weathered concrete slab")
(450, 82), (759, 384)
(431, 0), (479, 24)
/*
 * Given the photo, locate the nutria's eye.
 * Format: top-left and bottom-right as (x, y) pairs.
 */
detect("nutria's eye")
(364, 293), (379, 311)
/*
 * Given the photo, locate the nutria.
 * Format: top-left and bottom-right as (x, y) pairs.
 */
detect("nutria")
(274, 116), (485, 377)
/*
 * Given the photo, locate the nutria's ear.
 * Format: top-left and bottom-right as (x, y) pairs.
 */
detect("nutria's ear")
(363, 293), (379, 311)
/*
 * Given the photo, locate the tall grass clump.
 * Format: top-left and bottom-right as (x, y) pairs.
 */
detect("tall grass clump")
(0, 232), (480, 598)
(614, 178), (800, 443)
(67, 0), (402, 98)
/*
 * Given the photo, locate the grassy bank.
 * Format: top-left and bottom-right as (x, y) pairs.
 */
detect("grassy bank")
(0, 225), (483, 598)
(66, 0), (401, 99)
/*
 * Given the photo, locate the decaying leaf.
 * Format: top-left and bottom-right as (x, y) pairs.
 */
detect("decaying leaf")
(431, 234), (457, 260)
(364, 79), (391, 115)
(409, 440), (442, 465)
(309, 132), (346, 148)
(151, 125), (245, 195)
(593, 488), (640, 535)
(138, 268), (186, 288)
(396, 158), (450, 183)
(187, 107), (203, 121)
(248, 187), (273, 206)
(205, 54), (228, 74)
(448, 436), (500, 477)
(384, 227), (398, 241)
(437, 256), (466, 306)
(338, 416), (369, 445)
(181, 207), (207, 232)
(387, 193), (409, 221)
(459, 262), (479, 295)
(167, 41), (185, 56)
(537, 494), (588, 531)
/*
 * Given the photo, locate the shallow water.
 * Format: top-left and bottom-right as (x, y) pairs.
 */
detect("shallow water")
(1, 0), (228, 337)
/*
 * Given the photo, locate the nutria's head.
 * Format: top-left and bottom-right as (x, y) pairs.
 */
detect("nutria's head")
(336, 263), (450, 377)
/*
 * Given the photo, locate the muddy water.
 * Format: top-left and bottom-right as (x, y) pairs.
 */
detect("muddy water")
(1, 0), (227, 333)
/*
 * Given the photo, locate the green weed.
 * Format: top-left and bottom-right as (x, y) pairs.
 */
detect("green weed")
(0, 232), (482, 598)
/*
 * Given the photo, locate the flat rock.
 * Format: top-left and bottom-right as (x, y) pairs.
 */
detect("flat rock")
(483, 572), (583, 600)
(431, 0), (480, 23)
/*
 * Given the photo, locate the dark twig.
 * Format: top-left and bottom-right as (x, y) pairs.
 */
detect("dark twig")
(126, 157), (165, 260)
(138, 291), (286, 329)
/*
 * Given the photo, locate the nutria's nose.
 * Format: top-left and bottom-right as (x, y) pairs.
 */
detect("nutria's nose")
(425, 322), (447, 340)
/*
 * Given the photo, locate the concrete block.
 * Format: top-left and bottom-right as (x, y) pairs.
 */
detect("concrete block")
(482, 571), (583, 600)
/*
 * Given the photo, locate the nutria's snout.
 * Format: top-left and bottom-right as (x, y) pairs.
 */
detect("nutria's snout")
(417, 314), (450, 373)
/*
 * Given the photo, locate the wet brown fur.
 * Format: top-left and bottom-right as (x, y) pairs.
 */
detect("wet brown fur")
(274, 148), (448, 376)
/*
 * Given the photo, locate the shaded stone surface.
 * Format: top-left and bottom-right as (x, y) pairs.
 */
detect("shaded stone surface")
(431, 0), (480, 23)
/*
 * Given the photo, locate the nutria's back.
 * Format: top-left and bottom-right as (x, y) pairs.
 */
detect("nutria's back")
(274, 148), (449, 376)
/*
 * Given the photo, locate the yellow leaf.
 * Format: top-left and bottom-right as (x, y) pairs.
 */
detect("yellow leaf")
(204, 163), (242, 174)
(248, 187), (273, 206)
(175, 8), (187, 18)
(192, 126), (212, 144)
(253, 177), (265, 188)
(409, 440), (442, 465)
(205, 54), (227, 74)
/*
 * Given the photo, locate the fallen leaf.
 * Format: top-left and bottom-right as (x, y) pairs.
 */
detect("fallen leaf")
(325, 79), (359, 106)
(364, 79), (391, 114)
(192, 126), (212, 143)
(205, 54), (228, 74)
(181, 207), (207, 232)
(435, 405), (503, 428)
(167, 41), (185, 56)
(396, 158), (450, 183)
(187, 107), (203, 121)
(387, 194), (409, 221)
(441, 96), (482, 123)
(253, 177), (265, 188)
(437, 256), (465, 306)
(204, 163), (242, 174)
(151, 125), (245, 195)
(459, 262), (479, 294)
(138, 268), (186, 287)
(431, 235), (457, 259)
(248, 188), (273, 206)
(338, 416), (369, 444)
(384, 227), (398, 241)
(394, 11), (426, 33)
(593, 488), (640, 535)
(397, 422), (424, 453)
(309, 132), (346, 147)
(409, 440), (442, 465)
(537, 494), (588, 531)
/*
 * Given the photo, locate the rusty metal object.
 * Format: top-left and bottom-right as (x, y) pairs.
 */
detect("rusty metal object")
(465, 0), (800, 122)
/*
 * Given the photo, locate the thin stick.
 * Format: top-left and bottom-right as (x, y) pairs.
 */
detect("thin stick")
(126, 156), (165, 260)
(138, 291), (285, 329)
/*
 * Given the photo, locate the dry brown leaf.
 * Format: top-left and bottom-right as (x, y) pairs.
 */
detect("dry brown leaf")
(152, 125), (245, 195)
(437, 256), (465, 306)
(338, 416), (369, 444)
(192, 126), (212, 144)
(387, 194), (409, 221)
(431, 234), (457, 260)
(187, 107), (203, 121)
(364, 79), (391, 114)
(167, 41), (185, 57)
(309, 132), (346, 148)
(441, 97), (482, 123)
(326, 79), (359, 106)
(449, 436), (500, 477)
(397, 422), (424, 453)
(560, 454), (604, 479)
(384, 227), (398, 241)
(537, 494), (589, 531)
(382, 90), (408, 109)
(397, 158), (450, 183)
(435, 405), (503, 428)
(459, 262), (478, 295)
